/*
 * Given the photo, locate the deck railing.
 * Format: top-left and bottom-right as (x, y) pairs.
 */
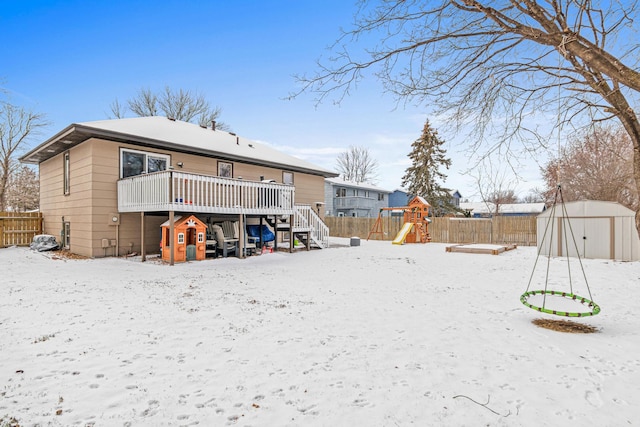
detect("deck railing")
(118, 171), (295, 215)
(294, 204), (330, 248)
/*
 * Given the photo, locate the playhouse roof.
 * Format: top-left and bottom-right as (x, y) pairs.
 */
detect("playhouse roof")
(159, 215), (205, 228)
(21, 116), (338, 178)
(408, 196), (430, 206)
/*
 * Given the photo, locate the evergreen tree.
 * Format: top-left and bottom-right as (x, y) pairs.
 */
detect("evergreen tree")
(401, 120), (452, 216)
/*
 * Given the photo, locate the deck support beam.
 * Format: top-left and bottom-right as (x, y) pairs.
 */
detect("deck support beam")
(141, 211), (146, 262)
(169, 210), (175, 266)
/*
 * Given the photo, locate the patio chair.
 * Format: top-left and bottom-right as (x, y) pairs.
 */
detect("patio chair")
(212, 224), (238, 257)
(221, 221), (239, 240)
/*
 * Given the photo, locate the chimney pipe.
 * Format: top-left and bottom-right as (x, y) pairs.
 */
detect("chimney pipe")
(211, 120), (216, 131)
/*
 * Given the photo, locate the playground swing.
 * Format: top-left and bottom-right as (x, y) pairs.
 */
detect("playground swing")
(520, 184), (601, 317)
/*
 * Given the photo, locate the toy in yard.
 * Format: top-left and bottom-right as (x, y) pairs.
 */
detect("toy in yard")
(368, 196), (431, 244)
(160, 215), (207, 263)
(520, 185), (600, 317)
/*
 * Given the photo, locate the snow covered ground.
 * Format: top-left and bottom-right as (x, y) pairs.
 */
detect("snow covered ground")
(1, 238), (639, 426)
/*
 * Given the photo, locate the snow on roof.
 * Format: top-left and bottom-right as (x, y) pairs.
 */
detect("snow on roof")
(460, 202), (546, 214)
(537, 200), (634, 217)
(22, 116), (338, 177)
(325, 177), (392, 193)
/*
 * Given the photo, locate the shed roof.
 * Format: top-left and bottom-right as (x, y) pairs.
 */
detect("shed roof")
(537, 200), (634, 218)
(20, 116), (338, 178)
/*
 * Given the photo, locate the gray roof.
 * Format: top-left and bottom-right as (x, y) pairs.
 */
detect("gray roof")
(460, 202), (546, 214)
(20, 116), (338, 177)
(325, 177), (392, 193)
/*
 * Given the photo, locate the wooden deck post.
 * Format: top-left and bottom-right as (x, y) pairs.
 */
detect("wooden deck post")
(169, 210), (175, 266)
(239, 213), (245, 259)
(141, 211), (146, 262)
(289, 214), (294, 253)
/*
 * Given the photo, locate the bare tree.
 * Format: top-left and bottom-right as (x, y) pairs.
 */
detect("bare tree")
(335, 145), (379, 183)
(0, 102), (47, 211)
(541, 125), (638, 211)
(521, 189), (545, 203)
(295, 0), (640, 237)
(5, 164), (39, 211)
(472, 159), (518, 216)
(109, 86), (230, 130)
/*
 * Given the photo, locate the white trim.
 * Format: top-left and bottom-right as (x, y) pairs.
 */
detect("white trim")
(120, 147), (170, 179)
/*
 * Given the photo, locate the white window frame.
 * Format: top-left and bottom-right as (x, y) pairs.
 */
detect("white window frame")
(282, 171), (294, 185)
(63, 152), (70, 195)
(63, 221), (70, 249)
(120, 148), (170, 178)
(177, 233), (185, 244)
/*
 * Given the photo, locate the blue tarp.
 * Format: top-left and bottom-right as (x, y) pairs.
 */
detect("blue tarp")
(246, 225), (275, 245)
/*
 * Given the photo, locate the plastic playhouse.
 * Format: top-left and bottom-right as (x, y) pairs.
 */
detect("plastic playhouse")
(160, 215), (207, 262)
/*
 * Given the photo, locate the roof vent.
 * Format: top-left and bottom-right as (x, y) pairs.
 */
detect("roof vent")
(211, 120), (216, 131)
(199, 124), (206, 128)
(167, 117), (176, 121)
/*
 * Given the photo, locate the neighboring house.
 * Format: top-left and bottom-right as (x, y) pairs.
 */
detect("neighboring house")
(460, 202), (546, 218)
(324, 178), (391, 218)
(20, 116), (338, 259)
(389, 188), (462, 212)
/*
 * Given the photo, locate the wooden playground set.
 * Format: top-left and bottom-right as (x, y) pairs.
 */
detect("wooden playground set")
(367, 196), (432, 244)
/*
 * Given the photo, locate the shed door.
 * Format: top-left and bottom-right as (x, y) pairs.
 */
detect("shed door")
(560, 217), (611, 260)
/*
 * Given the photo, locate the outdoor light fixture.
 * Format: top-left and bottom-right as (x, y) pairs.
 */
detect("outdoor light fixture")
(177, 162), (183, 168)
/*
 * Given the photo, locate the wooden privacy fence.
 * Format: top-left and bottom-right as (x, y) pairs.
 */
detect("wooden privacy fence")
(325, 215), (538, 246)
(0, 212), (43, 247)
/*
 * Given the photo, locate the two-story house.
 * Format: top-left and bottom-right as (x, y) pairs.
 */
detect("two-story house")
(20, 116), (338, 260)
(324, 178), (392, 218)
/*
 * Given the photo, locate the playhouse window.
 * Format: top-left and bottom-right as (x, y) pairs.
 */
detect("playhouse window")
(177, 233), (184, 244)
(120, 148), (169, 178)
(198, 232), (204, 243)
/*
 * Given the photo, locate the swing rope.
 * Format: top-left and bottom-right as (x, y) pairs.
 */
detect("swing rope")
(521, 185), (600, 317)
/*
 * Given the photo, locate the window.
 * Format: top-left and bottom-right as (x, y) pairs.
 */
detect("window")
(282, 171), (294, 185)
(120, 148), (169, 178)
(63, 221), (70, 249)
(218, 161), (233, 178)
(198, 232), (204, 243)
(378, 193), (385, 201)
(336, 188), (346, 198)
(178, 233), (185, 244)
(63, 152), (70, 195)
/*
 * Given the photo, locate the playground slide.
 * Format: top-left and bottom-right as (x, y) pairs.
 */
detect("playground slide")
(392, 222), (414, 245)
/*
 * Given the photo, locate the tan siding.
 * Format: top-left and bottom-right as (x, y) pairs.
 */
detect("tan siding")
(38, 137), (329, 257)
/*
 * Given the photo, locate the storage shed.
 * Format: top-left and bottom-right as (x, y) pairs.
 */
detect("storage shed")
(160, 215), (207, 263)
(537, 200), (640, 261)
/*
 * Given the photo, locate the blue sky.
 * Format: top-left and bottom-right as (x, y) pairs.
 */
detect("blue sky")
(2, 0), (545, 200)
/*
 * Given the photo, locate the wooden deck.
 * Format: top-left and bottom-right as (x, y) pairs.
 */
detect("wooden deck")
(118, 170), (295, 215)
(446, 243), (518, 255)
